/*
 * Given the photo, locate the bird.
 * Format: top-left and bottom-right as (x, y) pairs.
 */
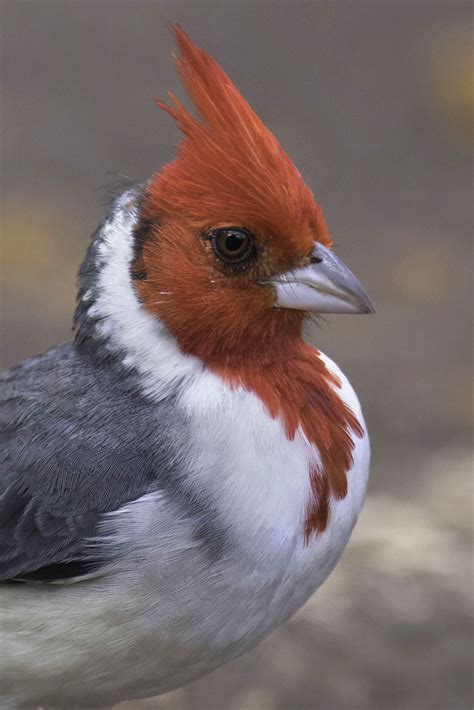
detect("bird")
(0, 25), (374, 710)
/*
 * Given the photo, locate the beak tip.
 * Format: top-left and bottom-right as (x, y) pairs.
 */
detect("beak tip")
(353, 285), (375, 315)
(361, 301), (376, 315)
(266, 242), (377, 317)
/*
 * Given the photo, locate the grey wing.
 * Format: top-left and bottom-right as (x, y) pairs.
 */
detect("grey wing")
(0, 343), (182, 582)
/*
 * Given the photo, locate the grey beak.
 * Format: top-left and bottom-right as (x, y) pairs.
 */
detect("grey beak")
(264, 242), (375, 315)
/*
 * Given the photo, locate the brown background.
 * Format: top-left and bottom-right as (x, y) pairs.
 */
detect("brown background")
(1, 1), (472, 709)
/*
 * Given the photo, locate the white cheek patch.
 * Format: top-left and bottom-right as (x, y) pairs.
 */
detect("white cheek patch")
(85, 191), (202, 401)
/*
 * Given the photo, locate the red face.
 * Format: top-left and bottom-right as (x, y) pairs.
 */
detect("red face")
(133, 209), (330, 366)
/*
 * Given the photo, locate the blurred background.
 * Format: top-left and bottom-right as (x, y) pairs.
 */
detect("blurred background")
(1, 1), (472, 709)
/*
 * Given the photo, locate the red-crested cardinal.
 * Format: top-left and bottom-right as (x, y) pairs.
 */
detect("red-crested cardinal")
(0, 26), (374, 709)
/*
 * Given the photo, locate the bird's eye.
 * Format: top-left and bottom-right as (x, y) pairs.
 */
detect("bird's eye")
(207, 227), (256, 266)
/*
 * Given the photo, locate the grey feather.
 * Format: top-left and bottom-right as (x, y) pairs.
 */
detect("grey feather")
(0, 343), (188, 580)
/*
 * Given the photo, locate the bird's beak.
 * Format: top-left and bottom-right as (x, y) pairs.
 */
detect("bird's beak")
(264, 242), (375, 315)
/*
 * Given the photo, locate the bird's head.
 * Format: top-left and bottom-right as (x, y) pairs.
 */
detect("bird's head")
(131, 26), (373, 369)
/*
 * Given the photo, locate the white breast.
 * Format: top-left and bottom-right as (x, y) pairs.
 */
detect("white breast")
(175, 351), (370, 620)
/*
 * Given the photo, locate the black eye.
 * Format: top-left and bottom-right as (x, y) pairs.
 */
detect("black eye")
(207, 227), (256, 265)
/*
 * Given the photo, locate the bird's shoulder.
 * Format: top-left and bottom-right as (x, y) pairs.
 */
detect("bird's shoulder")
(0, 342), (185, 582)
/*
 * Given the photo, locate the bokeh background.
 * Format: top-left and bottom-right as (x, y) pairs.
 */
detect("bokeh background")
(1, 1), (472, 709)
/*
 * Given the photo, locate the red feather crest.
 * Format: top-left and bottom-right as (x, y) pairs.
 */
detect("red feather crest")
(148, 25), (330, 247)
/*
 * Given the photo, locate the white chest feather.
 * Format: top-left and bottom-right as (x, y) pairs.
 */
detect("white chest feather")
(177, 354), (370, 593)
